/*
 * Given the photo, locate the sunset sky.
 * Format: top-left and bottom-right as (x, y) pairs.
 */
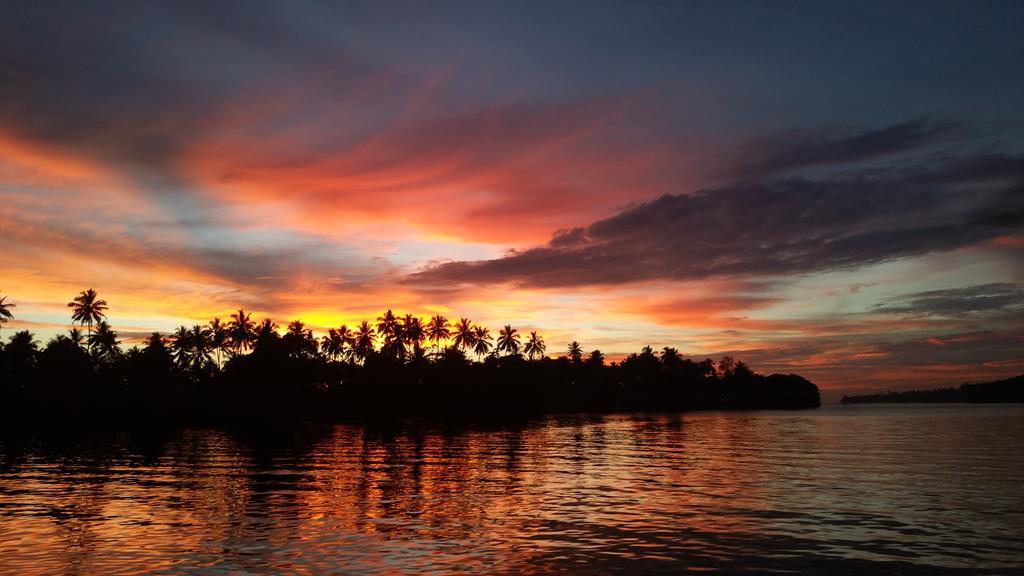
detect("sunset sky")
(2, 1), (1022, 396)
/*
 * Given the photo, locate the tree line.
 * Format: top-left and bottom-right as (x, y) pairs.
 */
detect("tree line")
(0, 289), (820, 425)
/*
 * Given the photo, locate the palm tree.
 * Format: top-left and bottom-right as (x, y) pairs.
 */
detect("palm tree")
(254, 318), (279, 350)
(4, 331), (38, 375)
(338, 324), (356, 360)
(67, 289), (108, 345)
(321, 329), (342, 360)
(425, 314), (450, 354)
(586, 349), (605, 368)
(187, 324), (213, 369)
(321, 325), (353, 361)
(286, 319), (317, 357)
(353, 320), (375, 362)
(0, 295), (14, 337)
(172, 324), (214, 370)
(524, 331), (546, 360)
(451, 317), (476, 351)
(401, 314), (425, 355)
(228, 309), (256, 353)
(660, 347), (682, 370)
(472, 325), (493, 359)
(89, 320), (120, 360)
(376, 310), (400, 345)
(170, 325), (192, 367)
(68, 327), (84, 347)
(567, 341), (583, 365)
(208, 317), (228, 366)
(496, 324), (520, 356)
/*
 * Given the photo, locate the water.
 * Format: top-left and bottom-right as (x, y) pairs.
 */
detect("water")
(1, 404), (1022, 574)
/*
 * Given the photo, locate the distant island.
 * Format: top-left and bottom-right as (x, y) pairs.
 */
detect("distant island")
(0, 289), (820, 426)
(841, 375), (1024, 404)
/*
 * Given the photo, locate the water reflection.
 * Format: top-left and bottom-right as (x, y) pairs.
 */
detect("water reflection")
(1, 405), (1023, 574)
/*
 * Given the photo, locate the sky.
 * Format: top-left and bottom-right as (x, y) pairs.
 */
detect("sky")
(1, 0), (1022, 396)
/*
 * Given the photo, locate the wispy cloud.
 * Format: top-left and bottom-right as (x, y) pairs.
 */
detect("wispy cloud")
(874, 283), (1024, 317)
(412, 152), (1024, 287)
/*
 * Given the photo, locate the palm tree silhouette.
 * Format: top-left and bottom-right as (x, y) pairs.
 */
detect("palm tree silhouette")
(401, 314), (425, 356)
(0, 295), (14, 337)
(68, 327), (84, 347)
(354, 321), (376, 362)
(497, 325), (520, 356)
(254, 318), (279, 350)
(376, 310), (400, 349)
(472, 326), (492, 359)
(452, 317), (476, 351)
(336, 324), (355, 360)
(567, 341), (583, 365)
(321, 325), (354, 361)
(228, 309), (256, 353)
(187, 324), (213, 369)
(208, 317), (228, 366)
(321, 328), (344, 360)
(286, 320), (317, 357)
(524, 331), (546, 360)
(426, 314), (451, 354)
(660, 347), (682, 370)
(89, 321), (120, 360)
(67, 289), (108, 346)
(171, 325), (192, 367)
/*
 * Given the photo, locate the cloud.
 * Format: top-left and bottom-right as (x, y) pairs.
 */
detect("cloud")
(715, 328), (1024, 391)
(731, 117), (960, 178)
(412, 152), (1024, 288)
(873, 283), (1024, 317)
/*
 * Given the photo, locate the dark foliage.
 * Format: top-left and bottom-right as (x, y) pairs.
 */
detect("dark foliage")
(841, 375), (1024, 404)
(1, 331), (820, 428)
(0, 291), (820, 428)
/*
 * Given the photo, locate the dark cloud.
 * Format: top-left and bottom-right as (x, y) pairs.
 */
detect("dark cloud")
(732, 118), (959, 178)
(874, 283), (1024, 317)
(0, 1), (387, 181)
(412, 153), (1024, 288)
(720, 327), (1024, 385)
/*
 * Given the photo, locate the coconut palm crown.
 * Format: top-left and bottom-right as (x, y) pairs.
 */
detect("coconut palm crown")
(68, 289), (108, 343)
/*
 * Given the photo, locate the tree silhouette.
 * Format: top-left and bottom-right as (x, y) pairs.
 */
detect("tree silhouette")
(67, 289), (108, 346)
(208, 317), (228, 365)
(321, 325), (354, 362)
(452, 317), (476, 352)
(1, 295), (824, 421)
(660, 347), (682, 370)
(0, 295), (14, 337)
(353, 321), (376, 362)
(228, 309), (256, 353)
(321, 328), (344, 360)
(89, 321), (120, 360)
(426, 314), (451, 355)
(568, 341), (583, 365)
(171, 326), (192, 368)
(401, 314), (425, 356)
(254, 318), (279, 350)
(5, 330), (39, 381)
(717, 355), (736, 379)
(376, 310), (400, 345)
(472, 326), (492, 359)
(285, 320), (317, 358)
(497, 325), (520, 356)
(524, 331), (546, 360)
(172, 325), (213, 370)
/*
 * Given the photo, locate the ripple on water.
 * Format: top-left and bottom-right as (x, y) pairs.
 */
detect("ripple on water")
(1, 404), (1023, 574)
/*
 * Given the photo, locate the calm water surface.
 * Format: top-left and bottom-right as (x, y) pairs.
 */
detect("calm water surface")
(1, 404), (1022, 574)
